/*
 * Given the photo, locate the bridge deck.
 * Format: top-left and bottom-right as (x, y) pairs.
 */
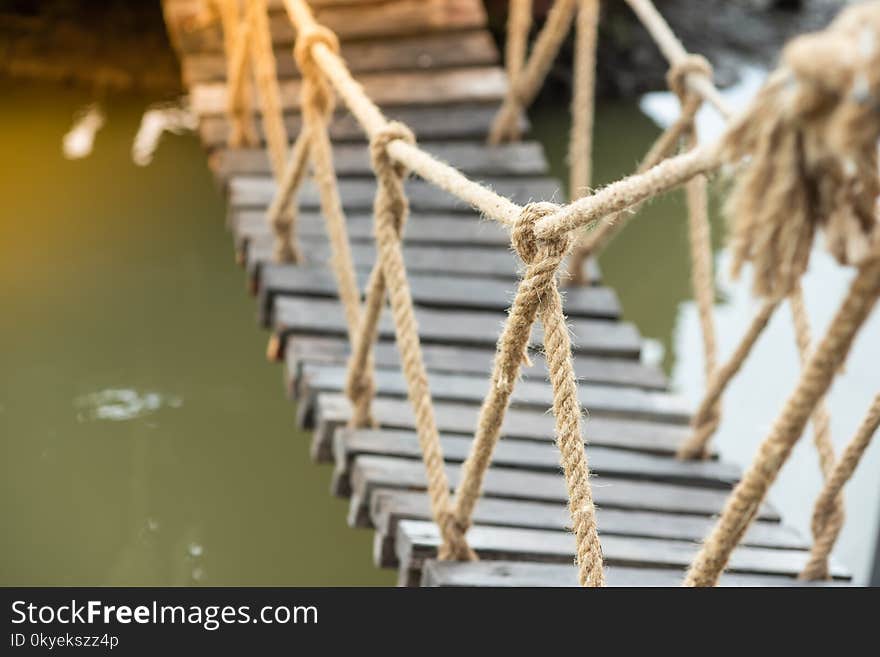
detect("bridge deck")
(162, 0), (847, 586)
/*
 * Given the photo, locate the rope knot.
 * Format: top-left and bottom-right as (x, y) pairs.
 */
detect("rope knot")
(436, 508), (477, 561)
(295, 26), (340, 117)
(369, 121), (416, 178)
(513, 202), (574, 266)
(666, 54), (713, 102)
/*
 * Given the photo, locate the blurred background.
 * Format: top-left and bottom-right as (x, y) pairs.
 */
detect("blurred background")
(1, 0), (878, 585)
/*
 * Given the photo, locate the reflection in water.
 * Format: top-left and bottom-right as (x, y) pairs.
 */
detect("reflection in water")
(74, 389), (181, 422)
(132, 99), (198, 167)
(62, 103), (105, 160)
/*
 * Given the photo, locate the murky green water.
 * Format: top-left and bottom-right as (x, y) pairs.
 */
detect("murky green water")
(0, 80), (390, 586)
(2, 80), (877, 586)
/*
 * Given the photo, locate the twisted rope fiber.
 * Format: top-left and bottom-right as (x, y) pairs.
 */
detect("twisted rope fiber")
(721, 2), (880, 300)
(344, 123), (416, 430)
(217, 0), (258, 147)
(789, 284), (843, 580)
(453, 203), (605, 585)
(503, 0), (533, 142)
(489, 0), (579, 144)
(566, 0), (600, 285)
(684, 246), (880, 586)
(801, 393), (880, 580)
(368, 123), (474, 560)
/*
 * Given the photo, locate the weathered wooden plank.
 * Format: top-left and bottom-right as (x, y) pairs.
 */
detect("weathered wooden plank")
(232, 209), (513, 250)
(312, 393), (707, 459)
(211, 140), (547, 178)
(199, 103), (526, 147)
(192, 67), (508, 116)
(420, 560), (848, 587)
(298, 364), (690, 440)
(258, 265), (621, 326)
(168, 0), (489, 53)
(330, 428), (739, 499)
(395, 521), (848, 583)
(283, 336), (666, 393)
(227, 175), (561, 212)
(347, 455), (780, 528)
(368, 489), (805, 562)
(272, 297), (642, 359)
(182, 31), (499, 84)
(245, 237), (591, 284)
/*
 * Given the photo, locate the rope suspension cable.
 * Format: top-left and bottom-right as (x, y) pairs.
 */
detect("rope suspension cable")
(503, 0), (533, 143)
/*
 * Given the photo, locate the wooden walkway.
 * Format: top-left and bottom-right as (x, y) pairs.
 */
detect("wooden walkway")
(162, 0), (849, 586)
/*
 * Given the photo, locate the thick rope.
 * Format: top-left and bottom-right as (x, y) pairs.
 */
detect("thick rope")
(684, 249), (880, 586)
(789, 284), (844, 580)
(367, 124), (474, 561)
(344, 123), (415, 429)
(801, 392), (880, 580)
(504, 0), (533, 142)
(217, 0), (258, 147)
(721, 2), (880, 299)
(247, 0), (289, 180)
(452, 203), (604, 586)
(678, 299), (780, 459)
(489, 0), (579, 144)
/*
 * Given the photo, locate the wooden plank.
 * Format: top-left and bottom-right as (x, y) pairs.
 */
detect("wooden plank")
(272, 297), (642, 359)
(367, 489), (806, 561)
(182, 31), (498, 84)
(395, 521), (849, 583)
(210, 140), (548, 178)
(297, 364), (690, 439)
(245, 236), (601, 284)
(421, 560), (847, 587)
(330, 428), (739, 498)
(192, 67), (508, 116)
(227, 175), (561, 212)
(283, 336), (666, 393)
(347, 455), (781, 528)
(257, 265), (621, 326)
(232, 209), (514, 250)
(199, 103), (526, 147)
(169, 0), (489, 53)
(312, 393), (708, 460)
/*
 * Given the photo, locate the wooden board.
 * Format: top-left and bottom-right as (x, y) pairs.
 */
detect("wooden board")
(167, 0), (489, 53)
(211, 140), (547, 178)
(283, 336), (667, 393)
(257, 266), (621, 326)
(297, 364), (690, 439)
(312, 393), (710, 461)
(272, 297), (642, 359)
(227, 175), (561, 212)
(199, 103), (526, 147)
(244, 237), (600, 284)
(192, 67), (508, 116)
(394, 521), (849, 586)
(182, 31), (498, 84)
(420, 560), (848, 587)
(347, 455), (780, 528)
(330, 428), (739, 499)
(367, 489), (806, 560)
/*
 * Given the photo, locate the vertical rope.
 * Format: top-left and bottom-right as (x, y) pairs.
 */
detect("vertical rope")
(489, 0), (579, 144)
(504, 0), (533, 144)
(789, 284), (844, 580)
(222, 0), (259, 147)
(452, 203), (604, 586)
(801, 393), (880, 580)
(684, 252), (880, 586)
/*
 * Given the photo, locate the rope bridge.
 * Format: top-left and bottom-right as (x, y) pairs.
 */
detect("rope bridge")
(163, 0), (880, 586)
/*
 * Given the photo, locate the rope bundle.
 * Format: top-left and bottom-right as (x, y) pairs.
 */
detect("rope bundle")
(722, 1), (880, 299)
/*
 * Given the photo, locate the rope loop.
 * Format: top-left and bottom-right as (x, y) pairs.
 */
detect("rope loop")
(513, 202), (575, 267)
(666, 54), (713, 102)
(370, 121), (416, 235)
(369, 121), (416, 178)
(295, 26), (340, 116)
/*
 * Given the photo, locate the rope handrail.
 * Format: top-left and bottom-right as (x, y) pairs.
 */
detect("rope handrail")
(210, 0), (880, 586)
